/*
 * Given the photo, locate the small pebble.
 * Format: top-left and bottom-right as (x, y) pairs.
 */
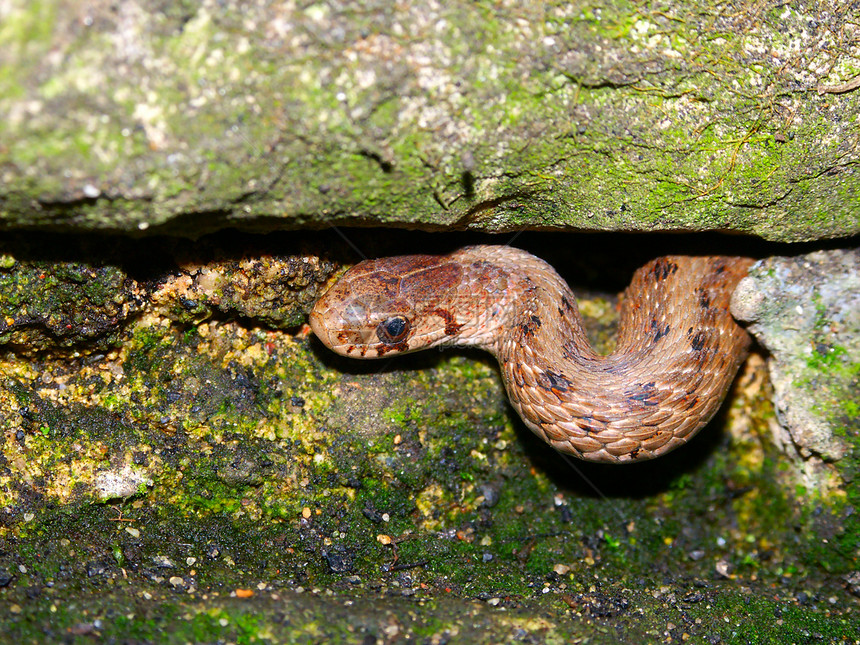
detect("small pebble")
(715, 559), (732, 578)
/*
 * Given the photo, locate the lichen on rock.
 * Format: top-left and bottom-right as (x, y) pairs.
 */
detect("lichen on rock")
(731, 248), (859, 467)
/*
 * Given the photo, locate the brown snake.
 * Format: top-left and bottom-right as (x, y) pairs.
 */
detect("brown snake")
(310, 246), (753, 464)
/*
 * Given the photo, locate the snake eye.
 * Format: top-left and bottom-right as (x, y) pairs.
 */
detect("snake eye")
(377, 316), (410, 344)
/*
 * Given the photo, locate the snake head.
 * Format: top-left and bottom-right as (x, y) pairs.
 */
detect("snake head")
(309, 253), (468, 358)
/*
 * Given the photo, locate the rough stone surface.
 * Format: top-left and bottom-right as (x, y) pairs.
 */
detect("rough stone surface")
(1, 1), (858, 240)
(0, 233), (338, 355)
(732, 248), (859, 463)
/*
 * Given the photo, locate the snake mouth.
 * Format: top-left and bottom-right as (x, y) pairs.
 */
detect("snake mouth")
(309, 306), (380, 357)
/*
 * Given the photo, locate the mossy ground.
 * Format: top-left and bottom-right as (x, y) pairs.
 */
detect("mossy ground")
(0, 231), (856, 642)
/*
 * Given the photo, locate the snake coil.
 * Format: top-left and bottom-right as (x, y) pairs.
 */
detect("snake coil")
(310, 246), (752, 463)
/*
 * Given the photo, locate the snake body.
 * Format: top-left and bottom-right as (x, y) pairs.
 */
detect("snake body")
(310, 246), (753, 463)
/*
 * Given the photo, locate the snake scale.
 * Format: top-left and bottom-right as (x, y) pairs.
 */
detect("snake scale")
(310, 245), (753, 464)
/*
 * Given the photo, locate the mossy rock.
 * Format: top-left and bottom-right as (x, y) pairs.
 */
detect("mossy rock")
(0, 2), (858, 240)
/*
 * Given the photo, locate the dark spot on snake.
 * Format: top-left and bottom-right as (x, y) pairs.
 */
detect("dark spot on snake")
(651, 319), (670, 342)
(685, 396), (699, 410)
(602, 362), (626, 375)
(519, 315), (542, 339)
(541, 370), (571, 393)
(561, 296), (573, 311)
(577, 416), (604, 434)
(698, 289), (711, 309)
(380, 275), (399, 287)
(691, 331), (707, 351)
(377, 316), (410, 345)
(365, 272), (399, 289)
(431, 308), (463, 336)
(626, 382), (659, 406)
(652, 259), (678, 281)
(373, 339), (409, 356)
(561, 342), (582, 362)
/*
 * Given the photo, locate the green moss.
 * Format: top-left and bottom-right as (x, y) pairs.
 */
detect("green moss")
(1, 3), (858, 239)
(0, 251), (137, 350)
(712, 591), (857, 644)
(798, 291), (860, 461)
